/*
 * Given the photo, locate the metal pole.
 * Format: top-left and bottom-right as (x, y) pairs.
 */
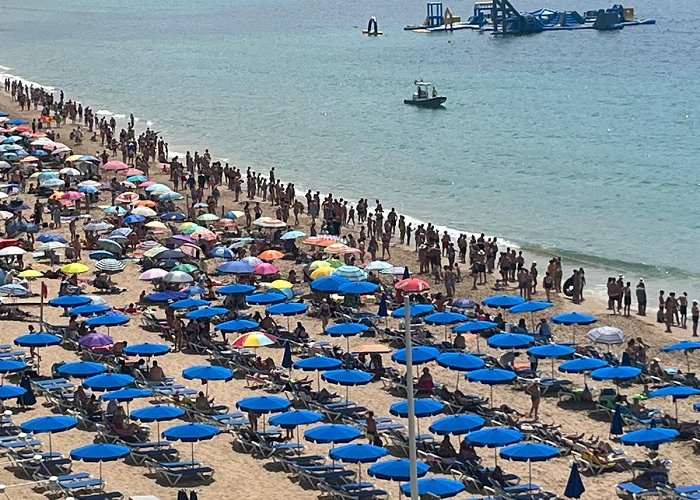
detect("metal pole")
(404, 296), (418, 500)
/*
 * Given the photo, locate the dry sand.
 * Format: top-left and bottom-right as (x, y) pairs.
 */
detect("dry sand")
(0, 88), (699, 500)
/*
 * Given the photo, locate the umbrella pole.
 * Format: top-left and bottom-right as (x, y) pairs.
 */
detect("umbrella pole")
(490, 385), (494, 409)
(191, 441), (195, 465)
(494, 447), (498, 466)
(99, 461), (102, 482)
(287, 317), (290, 332)
(687, 353), (691, 374)
(403, 296), (418, 500)
(529, 460), (532, 491)
(573, 325), (576, 345)
(358, 463), (362, 484)
(476, 336), (480, 354)
(317, 372), (320, 393)
(551, 358), (555, 379)
(347, 337), (350, 354)
(455, 372), (459, 391)
(346, 386), (349, 404)
(675, 399), (679, 420)
(157, 421), (161, 447)
(48, 433), (52, 456)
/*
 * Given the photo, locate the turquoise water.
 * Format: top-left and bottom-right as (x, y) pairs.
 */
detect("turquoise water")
(2, 0), (699, 293)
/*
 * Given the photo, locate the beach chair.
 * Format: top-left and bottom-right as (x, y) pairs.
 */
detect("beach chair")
(153, 461), (215, 485)
(126, 441), (179, 466)
(71, 493), (124, 500)
(294, 464), (356, 489)
(271, 453), (324, 473)
(34, 472), (91, 493)
(417, 449), (457, 473)
(572, 449), (622, 475)
(53, 476), (105, 496)
(318, 481), (389, 499)
(616, 481), (662, 499)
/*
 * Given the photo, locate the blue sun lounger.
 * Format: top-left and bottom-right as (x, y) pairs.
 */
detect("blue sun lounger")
(616, 481), (660, 499)
(152, 461), (214, 485)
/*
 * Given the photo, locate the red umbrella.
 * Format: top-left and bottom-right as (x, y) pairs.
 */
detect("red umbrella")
(395, 278), (431, 293)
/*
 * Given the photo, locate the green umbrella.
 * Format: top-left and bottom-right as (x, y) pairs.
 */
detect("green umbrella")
(173, 263), (198, 273)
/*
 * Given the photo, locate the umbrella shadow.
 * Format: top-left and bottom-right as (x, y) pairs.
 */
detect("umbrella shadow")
(556, 399), (597, 411)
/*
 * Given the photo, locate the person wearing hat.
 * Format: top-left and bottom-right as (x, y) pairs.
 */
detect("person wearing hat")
(636, 279), (646, 316)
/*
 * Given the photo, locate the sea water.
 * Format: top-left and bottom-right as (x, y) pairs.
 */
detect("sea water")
(2, 0), (699, 298)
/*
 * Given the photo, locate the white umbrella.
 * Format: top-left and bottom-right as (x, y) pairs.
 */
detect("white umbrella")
(0, 246), (26, 257)
(95, 259), (126, 273)
(162, 271), (194, 284)
(37, 242), (67, 252)
(586, 326), (625, 351)
(252, 217), (287, 229)
(131, 207), (157, 217)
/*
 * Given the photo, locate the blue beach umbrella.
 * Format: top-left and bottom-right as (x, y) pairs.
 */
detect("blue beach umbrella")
(70, 444), (129, 481)
(182, 366), (233, 396)
(483, 295), (525, 309)
(58, 361), (107, 379)
(429, 414), (485, 436)
(294, 356), (342, 390)
(338, 281), (379, 296)
(124, 214), (145, 225)
(391, 304), (435, 318)
(467, 427), (524, 465)
(305, 424), (362, 444)
(88, 251), (115, 261)
(311, 276), (349, 294)
(146, 291), (188, 303)
(392, 346), (439, 366)
(217, 284), (256, 295)
(100, 388), (152, 403)
(169, 298), (210, 310)
(377, 293), (388, 318)
(322, 369), (373, 403)
(281, 230), (306, 240)
(426, 311), (468, 341)
(527, 344), (576, 378)
(132, 405), (186, 443)
(282, 341), (293, 370)
(436, 352), (485, 389)
(124, 343), (171, 358)
(559, 357), (608, 384)
(267, 302), (308, 330)
(185, 307), (229, 320)
(210, 246), (236, 259)
(620, 428), (679, 450)
(160, 211), (186, 221)
(215, 319), (259, 333)
(217, 261), (254, 274)
(390, 400), (443, 436)
(500, 443), (560, 488)
(269, 410), (323, 429)
(330, 443), (388, 484)
(552, 312), (597, 343)
(0, 385), (26, 401)
(453, 320), (498, 352)
(564, 462), (586, 498)
(83, 373), (134, 392)
(487, 333), (534, 350)
(236, 395), (291, 414)
(48, 295), (92, 308)
(37, 234), (68, 243)
(0, 360), (27, 375)
(590, 366), (641, 383)
(662, 341), (700, 372)
(21, 415), (77, 454)
(368, 458), (430, 482)
(68, 303), (111, 317)
(85, 312), (130, 328)
(326, 322), (368, 350)
(648, 386), (700, 419)
(509, 301), (553, 314)
(14, 333), (61, 373)
(162, 423), (219, 464)
(401, 478), (465, 499)
(246, 292), (286, 305)
(466, 368), (517, 409)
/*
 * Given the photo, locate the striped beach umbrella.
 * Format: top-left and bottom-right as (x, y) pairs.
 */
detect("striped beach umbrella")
(95, 258), (126, 273)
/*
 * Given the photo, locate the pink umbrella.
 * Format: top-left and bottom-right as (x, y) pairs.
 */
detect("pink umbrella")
(190, 229), (217, 242)
(102, 161), (128, 171)
(179, 243), (203, 258)
(255, 263), (279, 276)
(62, 191), (85, 200)
(78, 333), (114, 349)
(139, 268), (168, 281)
(120, 168), (144, 177)
(139, 181), (156, 188)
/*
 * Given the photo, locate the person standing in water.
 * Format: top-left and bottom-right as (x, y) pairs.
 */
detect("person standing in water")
(692, 300), (699, 337)
(636, 279), (647, 316)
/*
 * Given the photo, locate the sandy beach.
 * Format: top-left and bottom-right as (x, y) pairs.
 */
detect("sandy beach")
(0, 84), (699, 500)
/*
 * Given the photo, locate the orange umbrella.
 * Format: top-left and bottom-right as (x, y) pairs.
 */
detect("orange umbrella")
(135, 200), (156, 208)
(302, 236), (340, 247)
(259, 250), (284, 261)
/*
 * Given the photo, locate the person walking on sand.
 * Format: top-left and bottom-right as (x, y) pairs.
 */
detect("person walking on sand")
(664, 294), (674, 333)
(527, 381), (541, 419)
(692, 300), (699, 337)
(543, 271), (553, 302)
(680, 292), (689, 328)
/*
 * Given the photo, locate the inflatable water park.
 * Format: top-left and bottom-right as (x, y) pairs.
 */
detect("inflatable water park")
(403, 2), (655, 34)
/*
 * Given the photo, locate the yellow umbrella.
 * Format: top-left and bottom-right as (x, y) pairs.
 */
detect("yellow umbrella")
(232, 332), (276, 349)
(324, 243), (350, 255)
(270, 279), (293, 290)
(49, 191), (65, 200)
(179, 222), (198, 232)
(309, 260), (333, 272)
(310, 267), (333, 279)
(18, 270), (44, 278)
(66, 154), (84, 163)
(60, 263), (90, 275)
(143, 246), (168, 258)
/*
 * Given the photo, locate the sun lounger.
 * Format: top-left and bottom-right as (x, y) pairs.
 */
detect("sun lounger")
(319, 481), (389, 499)
(54, 477), (105, 496)
(72, 492), (124, 500)
(271, 454), (324, 473)
(295, 465), (356, 489)
(127, 441), (179, 466)
(616, 481), (661, 499)
(153, 462), (214, 485)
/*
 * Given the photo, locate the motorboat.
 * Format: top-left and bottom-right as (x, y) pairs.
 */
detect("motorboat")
(404, 80), (446, 108)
